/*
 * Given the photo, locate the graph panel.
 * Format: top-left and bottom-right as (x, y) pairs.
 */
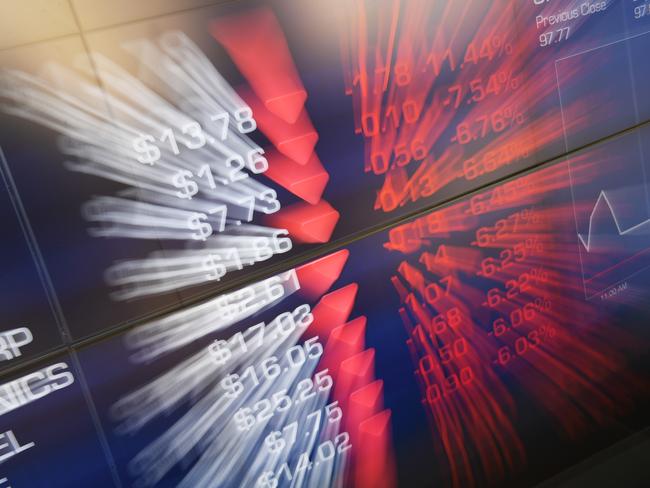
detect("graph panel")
(568, 128), (650, 298)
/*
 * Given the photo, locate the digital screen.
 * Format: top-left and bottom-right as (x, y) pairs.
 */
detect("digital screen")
(1, 1), (649, 487)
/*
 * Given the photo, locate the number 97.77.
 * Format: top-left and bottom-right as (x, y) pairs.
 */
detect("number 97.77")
(539, 27), (570, 47)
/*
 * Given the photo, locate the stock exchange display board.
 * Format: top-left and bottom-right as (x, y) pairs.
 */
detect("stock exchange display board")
(0, 1), (649, 487)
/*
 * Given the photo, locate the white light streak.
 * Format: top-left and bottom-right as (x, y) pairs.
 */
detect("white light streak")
(113, 274), (348, 487)
(0, 31), (290, 300)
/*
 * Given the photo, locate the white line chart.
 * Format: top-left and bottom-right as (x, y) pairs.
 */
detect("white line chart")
(578, 190), (650, 252)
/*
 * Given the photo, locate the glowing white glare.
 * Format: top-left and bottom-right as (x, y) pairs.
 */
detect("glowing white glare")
(105, 225), (292, 301)
(0, 31), (290, 300)
(124, 270), (299, 362)
(113, 274), (348, 487)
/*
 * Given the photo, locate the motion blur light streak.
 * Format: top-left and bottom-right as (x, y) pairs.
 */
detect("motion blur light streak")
(0, 31), (308, 299)
(339, 0), (625, 215)
(109, 252), (394, 487)
(0, 1), (649, 487)
(389, 160), (645, 487)
(211, 7), (308, 125)
(112, 273), (332, 486)
(123, 270), (300, 362)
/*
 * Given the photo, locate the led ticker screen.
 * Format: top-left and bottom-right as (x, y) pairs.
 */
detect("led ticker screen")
(1, 0), (649, 487)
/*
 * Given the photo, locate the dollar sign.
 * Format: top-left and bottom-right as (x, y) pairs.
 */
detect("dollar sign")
(233, 407), (255, 431)
(188, 213), (212, 241)
(221, 373), (243, 398)
(173, 170), (199, 199)
(257, 471), (278, 488)
(133, 134), (161, 165)
(264, 431), (286, 454)
(202, 254), (226, 281)
(209, 339), (231, 365)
